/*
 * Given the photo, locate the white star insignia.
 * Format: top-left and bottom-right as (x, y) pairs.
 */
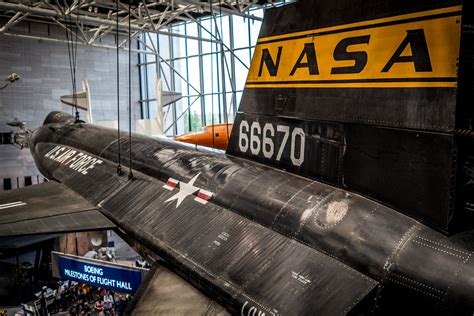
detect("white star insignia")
(163, 173), (214, 207)
(165, 173), (201, 207)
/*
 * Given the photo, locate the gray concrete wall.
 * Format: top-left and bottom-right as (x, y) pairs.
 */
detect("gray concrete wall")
(0, 19), (142, 189)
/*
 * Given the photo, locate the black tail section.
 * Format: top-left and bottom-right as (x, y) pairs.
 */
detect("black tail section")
(226, 0), (474, 234)
(43, 111), (76, 126)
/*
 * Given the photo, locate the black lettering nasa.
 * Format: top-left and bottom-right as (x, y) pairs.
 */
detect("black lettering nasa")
(258, 47), (283, 77)
(259, 29), (432, 76)
(44, 145), (103, 175)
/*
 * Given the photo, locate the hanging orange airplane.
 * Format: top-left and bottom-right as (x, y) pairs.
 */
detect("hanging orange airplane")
(174, 123), (233, 150)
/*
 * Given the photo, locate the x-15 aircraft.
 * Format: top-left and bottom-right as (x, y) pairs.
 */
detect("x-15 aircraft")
(1, 0), (474, 314)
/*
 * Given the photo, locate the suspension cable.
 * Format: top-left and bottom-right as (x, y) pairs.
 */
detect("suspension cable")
(61, 0), (73, 116)
(116, 0), (122, 175)
(218, 0), (230, 142)
(128, 0), (134, 179)
(73, 9), (79, 122)
(210, 0), (215, 149)
(60, 0), (79, 121)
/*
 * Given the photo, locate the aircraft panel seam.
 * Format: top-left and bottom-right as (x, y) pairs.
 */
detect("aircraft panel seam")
(412, 240), (467, 259)
(0, 207), (98, 224)
(390, 273), (446, 295)
(294, 190), (339, 237)
(388, 278), (443, 300)
(387, 224), (419, 263)
(270, 180), (316, 229)
(414, 236), (469, 256)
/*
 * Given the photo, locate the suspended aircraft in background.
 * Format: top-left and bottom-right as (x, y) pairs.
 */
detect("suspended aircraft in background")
(60, 78), (182, 137)
(1, 0), (474, 314)
(6, 118), (26, 130)
(60, 77), (232, 150)
(0, 72), (20, 91)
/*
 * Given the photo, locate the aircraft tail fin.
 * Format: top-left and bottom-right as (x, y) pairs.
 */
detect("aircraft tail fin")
(60, 79), (92, 123)
(226, 0), (474, 234)
(60, 91), (88, 111)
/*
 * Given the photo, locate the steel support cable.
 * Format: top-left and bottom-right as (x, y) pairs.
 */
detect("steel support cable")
(73, 6), (79, 122)
(60, 0), (79, 121)
(210, 0), (215, 149)
(116, 0), (122, 175)
(58, 0), (73, 115)
(203, 12), (239, 116)
(67, 2), (78, 121)
(128, 0), (134, 179)
(70, 2), (77, 119)
(217, 0), (230, 142)
(56, 0), (71, 115)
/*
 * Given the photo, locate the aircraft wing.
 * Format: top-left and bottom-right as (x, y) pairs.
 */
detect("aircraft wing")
(100, 176), (379, 315)
(0, 181), (115, 236)
(129, 264), (229, 315)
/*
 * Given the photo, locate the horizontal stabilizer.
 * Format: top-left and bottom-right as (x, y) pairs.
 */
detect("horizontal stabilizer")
(60, 91), (88, 111)
(162, 91), (182, 107)
(0, 181), (115, 237)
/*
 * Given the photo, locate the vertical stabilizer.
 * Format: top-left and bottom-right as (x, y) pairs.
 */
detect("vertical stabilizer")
(60, 79), (92, 123)
(226, 0), (474, 233)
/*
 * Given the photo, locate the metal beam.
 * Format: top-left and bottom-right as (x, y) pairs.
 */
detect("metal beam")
(0, 1), (220, 42)
(0, 31), (157, 55)
(137, 35), (201, 95)
(49, 17), (87, 44)
(0, 11), (29, 33)
(172, 0), (263, 21)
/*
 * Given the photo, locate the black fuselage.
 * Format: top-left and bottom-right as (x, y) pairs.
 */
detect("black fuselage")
(28, 112), (474, 315)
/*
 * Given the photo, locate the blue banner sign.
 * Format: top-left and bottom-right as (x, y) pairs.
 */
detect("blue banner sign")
(52, 252), (147, 294)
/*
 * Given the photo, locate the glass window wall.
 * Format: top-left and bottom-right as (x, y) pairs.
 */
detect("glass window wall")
(138, 9), (263, 136)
